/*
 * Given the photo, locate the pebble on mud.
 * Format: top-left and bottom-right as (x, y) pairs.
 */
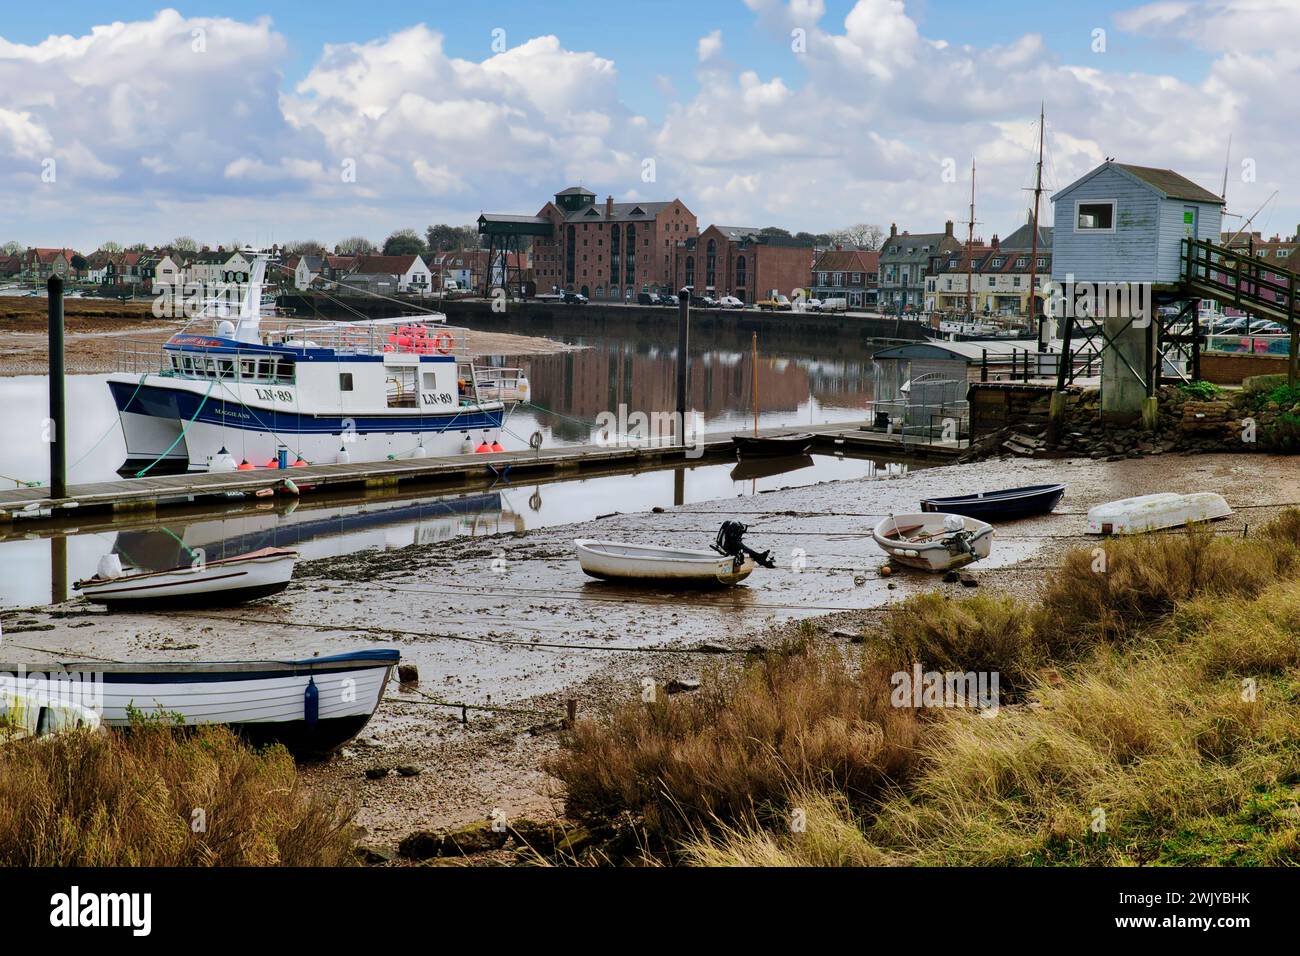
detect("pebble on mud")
(363, 767), (391, 780)
(395, 765), (421, 777)
(397, 663), (419, 685)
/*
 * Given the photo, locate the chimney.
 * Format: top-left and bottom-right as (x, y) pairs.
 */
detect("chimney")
(606, 195), (614, 219)
(889, 223), (898, 238)
(992, 234), (1000, 250)
(945, 220), (954, 237)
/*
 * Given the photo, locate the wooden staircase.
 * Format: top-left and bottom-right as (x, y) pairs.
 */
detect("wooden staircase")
(1182, 238), (1299, 325)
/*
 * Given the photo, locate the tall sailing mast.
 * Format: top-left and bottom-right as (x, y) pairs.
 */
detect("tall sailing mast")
(1029, 103), (1045, 344)
(966, 158), (978, 322)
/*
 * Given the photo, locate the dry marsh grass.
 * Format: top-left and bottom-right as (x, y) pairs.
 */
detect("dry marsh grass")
(547, 641), (922, 843)
(555, 510), (1300, 866)
(0, 722), (357, 866)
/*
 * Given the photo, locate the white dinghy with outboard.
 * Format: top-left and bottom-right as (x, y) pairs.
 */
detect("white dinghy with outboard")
(575, 521), (776, 587)
(1086, 492), (1232, 535)
(872, 512), (994, 572)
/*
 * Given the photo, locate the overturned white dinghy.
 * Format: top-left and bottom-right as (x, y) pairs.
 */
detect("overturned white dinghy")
(872, 513), (994, 572)
(1086, 492), (1232, 535)
(0, 689), (101, 741)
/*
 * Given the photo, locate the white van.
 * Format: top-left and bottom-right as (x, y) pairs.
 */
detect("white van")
(820, 297), (848, 312)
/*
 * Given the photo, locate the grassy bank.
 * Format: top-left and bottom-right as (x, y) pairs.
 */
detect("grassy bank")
(0, 721), (357, 866)
(548, 515), (1300, 866)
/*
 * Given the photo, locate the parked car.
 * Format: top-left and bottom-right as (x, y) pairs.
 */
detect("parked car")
(560, 290), (588, 305)
(758, 294), (792, 311)
(718, 295), (745, 309)
(637, 292), (655, 305)
(801, 297), (824, 312)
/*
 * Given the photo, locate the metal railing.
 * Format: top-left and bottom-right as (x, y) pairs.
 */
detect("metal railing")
(867, 399), (970, 446)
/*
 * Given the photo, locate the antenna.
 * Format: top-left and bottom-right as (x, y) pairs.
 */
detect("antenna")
(1220, 132), (1232, 201)
(1226, 190), (1279, 247)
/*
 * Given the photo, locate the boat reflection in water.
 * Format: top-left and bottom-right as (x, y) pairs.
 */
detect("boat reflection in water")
(106, 491), (520, 574)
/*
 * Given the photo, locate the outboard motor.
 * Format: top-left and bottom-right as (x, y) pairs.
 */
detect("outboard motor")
(712, 520), (777, 569)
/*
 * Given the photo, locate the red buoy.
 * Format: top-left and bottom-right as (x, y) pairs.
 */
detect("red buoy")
(475, 441), (491, 454)
(237, 459), (254, 471)
(490, 440), (504, 452)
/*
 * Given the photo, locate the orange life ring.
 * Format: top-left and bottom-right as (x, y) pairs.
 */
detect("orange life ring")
(433, 332), (454, 355)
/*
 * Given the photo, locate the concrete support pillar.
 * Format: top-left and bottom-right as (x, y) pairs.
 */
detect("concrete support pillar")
(1101, 312), (1154, 422)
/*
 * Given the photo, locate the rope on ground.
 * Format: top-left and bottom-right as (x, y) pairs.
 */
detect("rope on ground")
(164, 610), (761, 653)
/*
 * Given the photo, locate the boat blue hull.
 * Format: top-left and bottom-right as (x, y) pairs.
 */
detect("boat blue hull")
(921, 483), (1066, 521)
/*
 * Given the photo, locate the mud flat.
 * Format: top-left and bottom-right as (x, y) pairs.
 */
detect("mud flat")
(0, 300), (582, 375)
(5, 452), (1298, 850)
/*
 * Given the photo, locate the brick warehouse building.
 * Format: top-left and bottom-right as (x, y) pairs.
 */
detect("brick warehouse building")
(674, 225), (814, 304)
(530, 186), (697, 300)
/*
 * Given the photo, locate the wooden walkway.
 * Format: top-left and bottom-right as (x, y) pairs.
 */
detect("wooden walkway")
(0, 422), (963, 524)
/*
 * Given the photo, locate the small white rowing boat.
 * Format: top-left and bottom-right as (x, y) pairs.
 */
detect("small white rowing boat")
(0, 650), (397, 756)
(574, 540), (756, 586)
(74, 547), (298, 608)
(872, 512), (994, 572)
(0, 689), (101, 741)
(1086, 492), (1232, 535)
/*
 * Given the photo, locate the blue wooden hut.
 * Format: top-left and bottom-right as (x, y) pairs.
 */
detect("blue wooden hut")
(1050, 161), (1224, 286)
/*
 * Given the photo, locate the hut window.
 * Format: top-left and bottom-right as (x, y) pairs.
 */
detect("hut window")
(1076, 201), (1115, 231)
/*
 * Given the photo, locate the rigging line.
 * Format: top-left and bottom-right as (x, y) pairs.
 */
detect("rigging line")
(133, 377), (216, 478)
(381, 695), (555, 718)
(67, 373), (147, 474)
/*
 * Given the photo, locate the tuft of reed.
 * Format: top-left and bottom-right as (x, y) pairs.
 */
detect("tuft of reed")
(0, 720), (357, 866)
(546, 640), (922, 844)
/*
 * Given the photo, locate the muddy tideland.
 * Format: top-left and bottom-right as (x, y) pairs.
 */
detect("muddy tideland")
(0, 299), (581, 375)
(5, 453), (1297, 850)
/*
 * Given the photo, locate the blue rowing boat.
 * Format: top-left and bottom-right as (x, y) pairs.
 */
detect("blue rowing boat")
(920, 483), (1065, 521)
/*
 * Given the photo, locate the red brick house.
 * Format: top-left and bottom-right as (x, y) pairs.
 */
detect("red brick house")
(531, 187), (697, 300)
(674, 225), (815, 304)
(811, 248), (880, 308)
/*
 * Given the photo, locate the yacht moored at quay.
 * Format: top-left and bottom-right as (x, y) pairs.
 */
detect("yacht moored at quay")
(108, 251), (528, 474)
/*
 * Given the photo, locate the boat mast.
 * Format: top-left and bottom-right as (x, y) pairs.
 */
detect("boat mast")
(235, 248), (269, 343)
(1029, 103), (1045, 344)
(967, 158), (977, 323)
(752, 331), (759, 438)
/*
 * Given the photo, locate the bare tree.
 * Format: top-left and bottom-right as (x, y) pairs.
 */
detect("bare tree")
(170, 236), (199, 253)
(827, 223), (885, 250)
(284, 239), (327, 256)
(98, 241), (123, 254)
(1, 241), (23, 256)
(336, 236), (376, 256)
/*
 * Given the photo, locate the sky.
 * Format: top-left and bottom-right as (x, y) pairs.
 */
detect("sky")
(2, 0), (1298, 251)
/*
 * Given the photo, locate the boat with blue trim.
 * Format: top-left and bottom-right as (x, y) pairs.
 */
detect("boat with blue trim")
(109, 249), (528, 474)
(0, 649), (399, 756)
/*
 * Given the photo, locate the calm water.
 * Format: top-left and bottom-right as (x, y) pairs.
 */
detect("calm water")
(0, 320), (888, 607)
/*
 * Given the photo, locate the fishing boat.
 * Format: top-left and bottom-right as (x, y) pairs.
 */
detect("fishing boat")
(108, 249), (528, 473)
(872, 512), (994, 571)
(574, 521), (775, 587)
(74, 547), (298, 608)
(921, 483), (1066, 521)
(1086, 492), (1232, 534)
(0, 689), (101, 741)
(0, 650), (398, 756)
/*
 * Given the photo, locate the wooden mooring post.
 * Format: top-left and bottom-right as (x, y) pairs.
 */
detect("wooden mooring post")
(48, 275), (67, 500)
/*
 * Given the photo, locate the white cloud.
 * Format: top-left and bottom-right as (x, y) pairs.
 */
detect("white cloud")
(698, 30), (723, 63)
(1, 2), (1298, 249)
